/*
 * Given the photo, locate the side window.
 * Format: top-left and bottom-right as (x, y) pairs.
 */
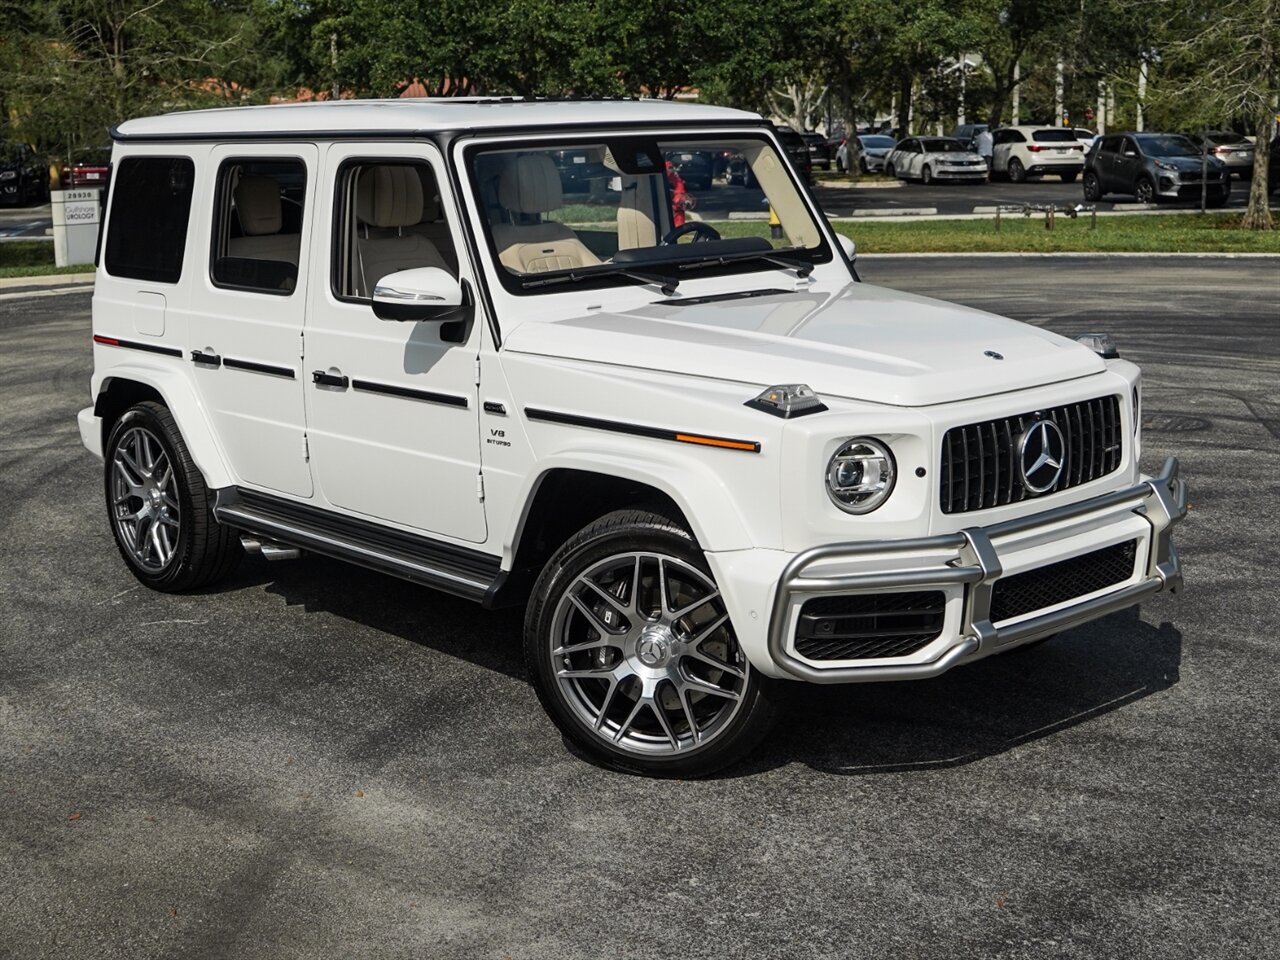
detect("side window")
(1099, 136), (1120, 154)
(104, 156), (194, 283)
(1010, 131), (1026, 143)
(1122, 137), (1138, 155)
(332, 160), (458, 301)
(210, 158), (306, 295)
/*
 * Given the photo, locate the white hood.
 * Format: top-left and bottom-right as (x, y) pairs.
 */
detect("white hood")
(502, 282), (1105, 407)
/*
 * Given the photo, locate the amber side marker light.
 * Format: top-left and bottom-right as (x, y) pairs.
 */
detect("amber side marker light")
(675, 433), (761, 452)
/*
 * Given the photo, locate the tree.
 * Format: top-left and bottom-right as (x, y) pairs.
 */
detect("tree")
(1154, 0), (1279, 228)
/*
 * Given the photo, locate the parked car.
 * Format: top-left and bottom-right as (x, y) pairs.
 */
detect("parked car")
(838, 134), (897, 174)
(1083, 132), (1230, 205)
(799, 131), (831, 171)
(1072, 128), (1097, 152)
(725, 153), (759, 188)
(0, 143), (49, 206)
(884, 137), (987, 183)
(949, 123), (989, 151)
(1186, 130), (1255, 180)
(80, 99), (1186, 777)
(773, 126), (814, 184)
(991, 126), (1084, 182)
(69, 147), (112, 188)
(667, 149), (714, 190)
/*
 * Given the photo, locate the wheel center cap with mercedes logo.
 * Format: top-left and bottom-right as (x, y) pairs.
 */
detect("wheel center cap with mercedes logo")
(1019, 419), (1066, 494)
(636, 626), (673, 667)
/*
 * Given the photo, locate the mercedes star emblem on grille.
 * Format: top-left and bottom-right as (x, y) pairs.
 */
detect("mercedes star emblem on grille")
(1019, 419), (1066, 494)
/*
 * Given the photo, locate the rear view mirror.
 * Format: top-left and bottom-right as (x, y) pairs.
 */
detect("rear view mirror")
(372, 267), (465, 322)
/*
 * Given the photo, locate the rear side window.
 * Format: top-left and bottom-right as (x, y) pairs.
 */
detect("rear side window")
(1033, 130), (1077, 142)
(104, 157), (194, 283)
(210, 158), (307, 295)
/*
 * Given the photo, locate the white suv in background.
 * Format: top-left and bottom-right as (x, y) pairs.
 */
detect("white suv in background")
(992, 126), (1086, 183)
(79, 99), (1185, 777)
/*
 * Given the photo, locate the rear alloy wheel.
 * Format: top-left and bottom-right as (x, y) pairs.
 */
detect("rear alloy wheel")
(1083, 172), (1103, 201)
(525, 510), (777, 777)
(922, 164), (933, 185)
(105, 401), (241, 591)
(1009, 158), (1027, 183)
(1135, 176), (1155, 204)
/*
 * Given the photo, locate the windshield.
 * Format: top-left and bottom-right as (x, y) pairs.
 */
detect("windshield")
(919, 138), (965, 153)
(1137, 135), (1200, 157)
(469, 134), (830, 295)
(859, 136), (896, 149)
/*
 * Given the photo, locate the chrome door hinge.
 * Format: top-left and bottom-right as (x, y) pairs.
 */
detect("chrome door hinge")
(474, 356), (481, 386)
(299, 330), (306, 360)
(302, 433), (310, 462)
(476, 473), (485, 502)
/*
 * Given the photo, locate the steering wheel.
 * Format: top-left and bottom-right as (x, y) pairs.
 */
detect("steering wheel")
(660, 221), (722, 245)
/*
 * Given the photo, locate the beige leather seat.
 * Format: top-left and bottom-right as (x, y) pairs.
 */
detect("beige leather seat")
(354, 165), (451, 297)
(228, 175), (299, 264)
(491, 155), (600, 273)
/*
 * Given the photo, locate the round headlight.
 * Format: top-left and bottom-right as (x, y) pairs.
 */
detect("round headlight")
(826, 438), (896, 514)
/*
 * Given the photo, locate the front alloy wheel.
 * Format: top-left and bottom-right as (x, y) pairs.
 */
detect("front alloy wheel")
(525, 510), (777, 776)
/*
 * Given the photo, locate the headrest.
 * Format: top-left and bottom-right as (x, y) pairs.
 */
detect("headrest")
(356, 165), (424, 228)
(234, 176), (282, 236)
(498, 154), (563, 214)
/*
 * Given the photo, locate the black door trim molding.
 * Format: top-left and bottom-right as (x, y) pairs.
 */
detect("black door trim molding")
(222, 357), (296, 379)
(350, 379), (469, 408)
(92, 334), (184, 358)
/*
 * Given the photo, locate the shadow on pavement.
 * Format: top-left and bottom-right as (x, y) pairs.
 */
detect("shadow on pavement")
(235, 554), (1181, 779)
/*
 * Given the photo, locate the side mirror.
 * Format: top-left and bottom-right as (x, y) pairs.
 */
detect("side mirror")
(372, 267), (466, 323)
(1123, 149), (1137, 157)
(837, 234), (857, 263)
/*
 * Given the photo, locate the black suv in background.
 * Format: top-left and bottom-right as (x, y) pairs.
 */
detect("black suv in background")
(0, 143), (49, 206)
(1083, 132), (1229, 205)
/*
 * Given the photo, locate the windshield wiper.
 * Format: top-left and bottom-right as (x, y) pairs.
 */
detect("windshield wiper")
(675, 248), (814, 278)
(522, 265), (678, 296)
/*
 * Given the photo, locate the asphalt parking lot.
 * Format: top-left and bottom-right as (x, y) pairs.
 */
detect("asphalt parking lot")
(2, 258), (1278, 959)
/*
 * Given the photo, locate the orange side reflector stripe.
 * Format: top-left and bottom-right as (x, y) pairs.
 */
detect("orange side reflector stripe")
(675, 433), (759, 452)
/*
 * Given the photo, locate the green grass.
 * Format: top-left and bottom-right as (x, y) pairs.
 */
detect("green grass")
(0, 240), (91, 278)
(709, 213), (1280, 254)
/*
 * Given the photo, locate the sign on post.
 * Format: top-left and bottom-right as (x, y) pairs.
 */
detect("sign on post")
(51, 188), (102, 268)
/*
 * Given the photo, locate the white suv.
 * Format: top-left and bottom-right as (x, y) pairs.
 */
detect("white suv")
(992, 125), (1086, 182)
(79, 99), (1186, 777)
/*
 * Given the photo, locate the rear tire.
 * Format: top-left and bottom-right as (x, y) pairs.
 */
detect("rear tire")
(104, 401), (242, 592)
(1083, 171), (1103, 201)
(1060, 171), (1078, 184)
(1009, 158), (1027, 183)
(524, 509), (778, 778)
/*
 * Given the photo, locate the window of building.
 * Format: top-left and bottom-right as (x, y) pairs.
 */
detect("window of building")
(104, 157), (195, 283)
(210, 158), (307, 295)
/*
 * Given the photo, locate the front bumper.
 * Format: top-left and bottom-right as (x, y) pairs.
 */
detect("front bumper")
(766, 457), (1187, 683)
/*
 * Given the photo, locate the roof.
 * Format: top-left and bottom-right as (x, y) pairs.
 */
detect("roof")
(113, 97), (763, 140)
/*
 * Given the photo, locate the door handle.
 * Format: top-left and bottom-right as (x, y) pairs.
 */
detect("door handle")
(312, 370), (349, 389)
(191, 349), (221, 367)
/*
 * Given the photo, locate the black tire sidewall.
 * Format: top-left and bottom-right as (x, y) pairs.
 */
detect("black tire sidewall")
(523, 511), (776, 777)
(1010, 159), (1025, 182)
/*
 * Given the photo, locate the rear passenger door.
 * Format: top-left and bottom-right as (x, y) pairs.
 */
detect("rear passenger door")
(302, 142), (486, 544)
(187, 144), (318, 498)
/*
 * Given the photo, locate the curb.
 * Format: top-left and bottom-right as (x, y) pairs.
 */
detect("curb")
(0, 272), (94, 289)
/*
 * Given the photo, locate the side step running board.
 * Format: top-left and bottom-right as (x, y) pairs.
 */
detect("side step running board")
(214, 487), (506, 605)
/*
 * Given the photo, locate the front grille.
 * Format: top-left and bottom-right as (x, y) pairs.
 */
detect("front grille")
(989, 539), (1137, 623)
(940, 394), (1123, 514)
(795, 591), (945, 661)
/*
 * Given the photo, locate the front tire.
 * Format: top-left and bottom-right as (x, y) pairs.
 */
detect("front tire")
(1135, 176), (1155, 204)
(104, 402), (242, 592)
(922, 165), (933, 185)
(885, 162), (896, 179)
(524, 509), (777, 777)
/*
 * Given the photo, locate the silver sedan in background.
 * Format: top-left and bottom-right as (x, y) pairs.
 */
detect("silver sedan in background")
(837, 134), (898, 174)
(884, 136), (989, 184)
